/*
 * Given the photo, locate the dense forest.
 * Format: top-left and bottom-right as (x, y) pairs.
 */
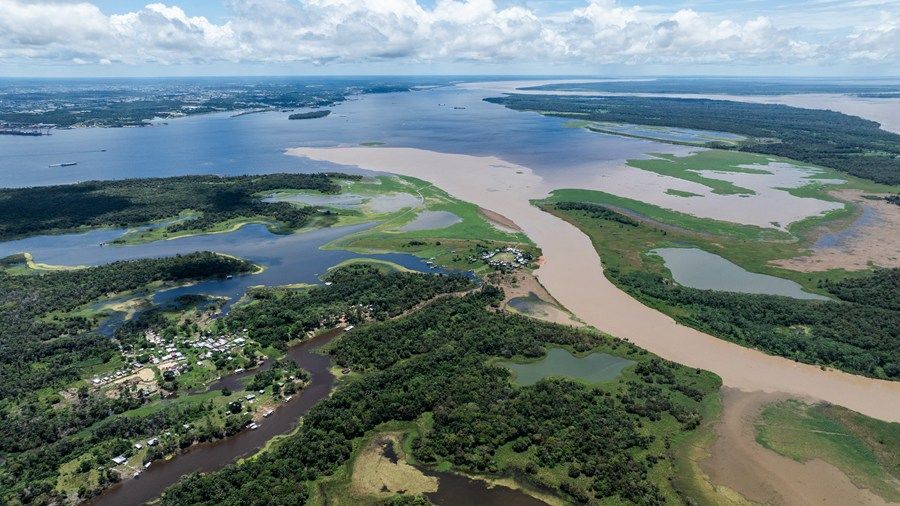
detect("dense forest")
(549, 202), (900, 380)
(487, 94), (900, 184)
(288, 110), (331, 120)
(522, 79), (900, 96)
(160, 287), (720, 505)
(821, 268), (900, 312)
(0, 252), (252, 401)
(0, 173), (358, 241)
(0, 264), (473, 504)
(227, 264), (473, 348)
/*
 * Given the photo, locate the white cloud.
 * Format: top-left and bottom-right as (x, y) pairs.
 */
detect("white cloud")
(0, 0), (895, 67)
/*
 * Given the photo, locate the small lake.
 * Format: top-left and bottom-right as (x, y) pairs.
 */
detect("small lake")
(425, 470), (549, 506)
(651, 247), (829, 300)
(507, 293), (555, 317)
(502, 348), (634, 387)
(399, 210), (462, 231)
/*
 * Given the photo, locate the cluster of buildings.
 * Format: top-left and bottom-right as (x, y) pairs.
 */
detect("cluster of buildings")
(90, 367), (136, 387)
(91, 329), (252, 391)
(187, 333), (247, 358)
(476, 246), (532, 271)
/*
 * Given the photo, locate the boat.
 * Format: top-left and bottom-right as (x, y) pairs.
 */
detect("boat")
(48, 162), (78, 167)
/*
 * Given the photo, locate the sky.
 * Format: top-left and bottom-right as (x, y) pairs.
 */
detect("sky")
(0, 0), (897, 77)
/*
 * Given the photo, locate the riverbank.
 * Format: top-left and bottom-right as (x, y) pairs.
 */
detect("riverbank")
(89, 328), (341, 506)
(288, 146), (900, 422)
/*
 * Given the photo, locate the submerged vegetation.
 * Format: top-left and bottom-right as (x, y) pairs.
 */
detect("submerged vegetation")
(487, 94), (900, 184)
(756, 400), (900, 501)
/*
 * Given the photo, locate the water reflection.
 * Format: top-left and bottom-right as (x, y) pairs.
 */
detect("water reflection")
(652, 247), (829, 300)
(0, 222), (455, 314)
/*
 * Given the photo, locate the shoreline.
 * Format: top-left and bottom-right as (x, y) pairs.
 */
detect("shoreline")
(287, 145), (900, 422)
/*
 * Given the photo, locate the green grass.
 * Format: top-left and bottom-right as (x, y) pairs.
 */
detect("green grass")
(121, 389), (222, 419)
(627, 151), (780, 195)
(665, 189), (703, 198)
(326, 258), (416, 274)
(539, 190), (875, 290)
(543, 188), (784, 241)
(756, 400), (900, 501)
(325, 175), (533, 272)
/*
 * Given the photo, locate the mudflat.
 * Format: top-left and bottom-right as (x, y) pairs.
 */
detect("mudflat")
(288, 146), (900, 422)
(701, 389), (887, 505)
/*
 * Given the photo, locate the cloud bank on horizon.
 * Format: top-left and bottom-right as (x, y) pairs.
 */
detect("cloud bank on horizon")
(0, 0), (897, 73)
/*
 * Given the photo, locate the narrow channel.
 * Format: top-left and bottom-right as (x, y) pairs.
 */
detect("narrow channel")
(89, 329), (341, 506)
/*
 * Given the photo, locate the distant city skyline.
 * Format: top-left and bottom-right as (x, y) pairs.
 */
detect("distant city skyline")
(1, 0), (897, 77)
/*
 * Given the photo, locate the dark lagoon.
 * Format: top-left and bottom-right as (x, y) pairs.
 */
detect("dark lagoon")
(0, 222), (454, 312)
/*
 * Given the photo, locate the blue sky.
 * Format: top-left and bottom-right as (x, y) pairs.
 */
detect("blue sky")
(1, 0), (897, 77)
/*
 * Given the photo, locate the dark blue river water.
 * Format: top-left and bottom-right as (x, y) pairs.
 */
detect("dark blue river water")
(0, 222), (454, 313)
(0, 85), (675, 188)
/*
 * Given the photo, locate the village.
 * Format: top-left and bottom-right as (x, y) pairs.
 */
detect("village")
(473, 246), (532, 272)
(88, 328), (256, 398)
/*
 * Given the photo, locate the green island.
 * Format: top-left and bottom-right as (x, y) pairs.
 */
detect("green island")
(486, 94), (900, 184)
(289, 110), (331, 120)
(540, 198), (900, 379)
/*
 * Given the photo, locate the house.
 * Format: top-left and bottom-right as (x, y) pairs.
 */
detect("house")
(111, 455), (127, 465)
(146, 437), (159, 446)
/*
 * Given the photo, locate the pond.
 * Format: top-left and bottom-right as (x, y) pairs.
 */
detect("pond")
(651, 247), (829, 300)
(502, 348), (634, 387)
(425, 470), (549, 506)
(399, 210), (462, 231)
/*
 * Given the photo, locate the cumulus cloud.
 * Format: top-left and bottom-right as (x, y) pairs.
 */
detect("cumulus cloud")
(0, 0), (895, 67)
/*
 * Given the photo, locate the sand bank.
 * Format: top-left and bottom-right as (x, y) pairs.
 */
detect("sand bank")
(288, 146), (900, 422)
(701, 389), (888, 505)
(772, 190), (900, 271)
